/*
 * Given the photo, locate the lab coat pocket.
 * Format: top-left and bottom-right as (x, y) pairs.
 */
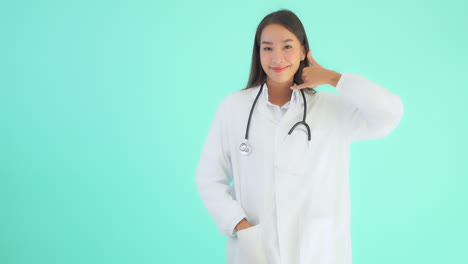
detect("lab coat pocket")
(276, 126), (310, 175)
(299, 216), (334, 264)
(236, 224), (268, 264)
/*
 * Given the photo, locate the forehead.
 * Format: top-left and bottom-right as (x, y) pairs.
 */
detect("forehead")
(260, 24), (298, 43)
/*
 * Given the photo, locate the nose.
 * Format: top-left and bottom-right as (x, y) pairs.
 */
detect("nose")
(271, 49), (284, 65)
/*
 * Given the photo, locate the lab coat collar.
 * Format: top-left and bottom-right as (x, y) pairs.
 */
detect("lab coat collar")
(248, 82), (306, 126)
(249, 82), (304, 106)
(263, 82), (303, 108)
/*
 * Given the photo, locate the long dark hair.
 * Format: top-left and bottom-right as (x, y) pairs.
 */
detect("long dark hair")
(244, 9), (315, 94)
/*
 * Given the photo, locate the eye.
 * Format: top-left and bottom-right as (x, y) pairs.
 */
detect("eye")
(284, 45), (292, 49)
(263, 47), (272, 51)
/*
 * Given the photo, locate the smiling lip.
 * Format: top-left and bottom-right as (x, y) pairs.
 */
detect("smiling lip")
(271, 66), (289, 72)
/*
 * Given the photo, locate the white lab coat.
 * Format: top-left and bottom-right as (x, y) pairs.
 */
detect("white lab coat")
(196, 72), (404, 264)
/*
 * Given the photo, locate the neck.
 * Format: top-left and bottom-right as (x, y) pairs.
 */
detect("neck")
(266, 78), (294, 106)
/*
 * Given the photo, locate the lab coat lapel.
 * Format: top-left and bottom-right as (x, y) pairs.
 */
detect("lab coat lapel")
(249, 86), (277, 124)
(248, 83), (302, 125)
(274, 90), (314, 177)
(276, 96), (303, 141)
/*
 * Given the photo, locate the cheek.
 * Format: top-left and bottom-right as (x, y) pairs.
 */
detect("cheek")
(287, 51), (301, 63)
(260, 52), (269, 63)
(259, 53), (271, 71)
(289, 53), (302, 72)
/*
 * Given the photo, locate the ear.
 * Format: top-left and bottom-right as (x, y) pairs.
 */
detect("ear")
(301, 46), (306, 61)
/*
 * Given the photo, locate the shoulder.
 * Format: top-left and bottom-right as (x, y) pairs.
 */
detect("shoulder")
(311, 91), (354, 121)
(313, 91), (343, 108)
(217, 87), (258, 112)
(225, 88), (256, 103)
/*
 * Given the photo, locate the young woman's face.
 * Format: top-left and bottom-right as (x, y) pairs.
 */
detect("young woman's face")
(259, 24), (306, 84)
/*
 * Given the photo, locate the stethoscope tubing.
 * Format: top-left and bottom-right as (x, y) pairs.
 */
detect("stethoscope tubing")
(244, 81), (265, 141)
(240, 81), (311, 155)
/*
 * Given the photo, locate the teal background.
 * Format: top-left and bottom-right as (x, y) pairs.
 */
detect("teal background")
(1, 0), (467, 263)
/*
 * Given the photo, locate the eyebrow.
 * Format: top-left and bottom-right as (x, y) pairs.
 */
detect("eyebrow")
(261, 38), (294, 45)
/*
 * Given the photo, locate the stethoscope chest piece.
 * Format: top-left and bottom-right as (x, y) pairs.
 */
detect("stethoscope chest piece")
(239, 141), (252, 155)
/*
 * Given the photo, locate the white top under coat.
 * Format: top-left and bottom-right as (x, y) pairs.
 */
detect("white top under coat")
(263, 82), (302, 122)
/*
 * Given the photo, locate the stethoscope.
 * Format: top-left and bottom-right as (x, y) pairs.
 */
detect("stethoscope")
(239, 81), (311, 155)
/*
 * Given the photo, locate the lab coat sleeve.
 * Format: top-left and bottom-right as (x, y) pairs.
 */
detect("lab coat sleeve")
(196, 96), (247, 237)
(335, 72), (404, 141)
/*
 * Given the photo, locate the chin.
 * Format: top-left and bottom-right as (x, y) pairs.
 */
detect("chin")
(268, 75), (294, 84)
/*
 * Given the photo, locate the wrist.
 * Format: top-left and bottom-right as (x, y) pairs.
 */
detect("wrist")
(327, 70), (342, 87)
(235, 218), (250, 231)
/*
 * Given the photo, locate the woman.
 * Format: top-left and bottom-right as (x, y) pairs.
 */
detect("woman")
(196, 9), (403, 264)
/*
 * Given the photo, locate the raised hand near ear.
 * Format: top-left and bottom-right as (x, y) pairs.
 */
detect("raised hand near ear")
(291, 50), (341, 90)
